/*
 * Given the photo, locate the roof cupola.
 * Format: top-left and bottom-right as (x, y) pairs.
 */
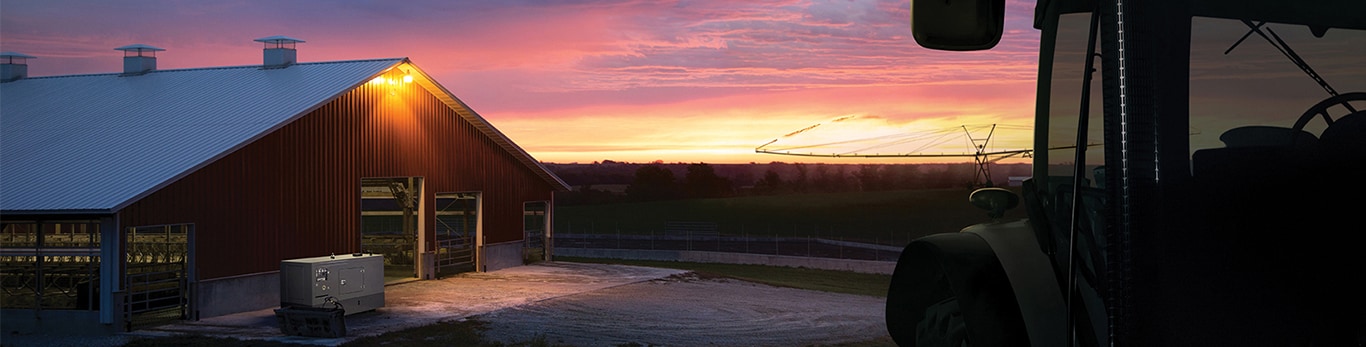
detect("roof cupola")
(1, 52), (36, 82)
(254, 36), (305, 68)
(116, 44), (165, 75)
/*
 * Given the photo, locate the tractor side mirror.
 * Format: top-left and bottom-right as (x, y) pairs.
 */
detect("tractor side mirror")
(970, 187), (1019, 219)
(910, 0), (1006, 51)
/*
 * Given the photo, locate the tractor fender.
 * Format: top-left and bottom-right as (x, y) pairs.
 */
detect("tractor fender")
(886, 220), (1065, 346)
(963, 220), (1066, 347)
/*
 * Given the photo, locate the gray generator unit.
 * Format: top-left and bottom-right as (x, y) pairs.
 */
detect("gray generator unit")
(280, 253), (384, 315)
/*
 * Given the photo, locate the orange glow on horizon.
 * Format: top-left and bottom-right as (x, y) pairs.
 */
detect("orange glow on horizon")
(490, 80), (1037, 165)
(1, 0), (1043, 165)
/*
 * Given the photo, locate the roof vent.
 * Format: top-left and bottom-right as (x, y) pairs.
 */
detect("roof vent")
(1, 52), (36, 82)
(115, 44), (165, 75)
(254, 36), (305, 68)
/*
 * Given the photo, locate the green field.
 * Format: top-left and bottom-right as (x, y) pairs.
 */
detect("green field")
(555, 188), (1029, 245)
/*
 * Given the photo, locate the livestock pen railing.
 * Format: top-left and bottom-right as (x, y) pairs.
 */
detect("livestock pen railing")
(1, 221), (103, 311)
(0, 247), (101, 311)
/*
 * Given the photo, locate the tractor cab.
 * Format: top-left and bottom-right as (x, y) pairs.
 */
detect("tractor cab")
(887, 0), (1366, 345)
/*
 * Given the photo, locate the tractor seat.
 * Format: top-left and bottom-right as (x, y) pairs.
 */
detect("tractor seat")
(1217, 125), (1317, 149)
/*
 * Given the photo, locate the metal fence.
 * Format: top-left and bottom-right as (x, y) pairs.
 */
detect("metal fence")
(553, 228), (905, 262)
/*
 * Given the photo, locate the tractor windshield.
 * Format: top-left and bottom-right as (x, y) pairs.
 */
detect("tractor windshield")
(1041, 9), (1366, 189)
(1035, 7), (1366, 345)
(1188, 18), (1366, 156)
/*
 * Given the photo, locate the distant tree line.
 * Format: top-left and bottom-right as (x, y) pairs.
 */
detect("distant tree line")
(548, 161), (1031, 205)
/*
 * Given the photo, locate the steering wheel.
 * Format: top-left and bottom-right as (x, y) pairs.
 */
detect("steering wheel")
(1292, 92), (1366, 156)
(1291, 92), (1366, 133)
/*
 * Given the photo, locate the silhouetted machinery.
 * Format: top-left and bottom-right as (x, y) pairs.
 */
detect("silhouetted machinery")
(885, 0), (1366, 346)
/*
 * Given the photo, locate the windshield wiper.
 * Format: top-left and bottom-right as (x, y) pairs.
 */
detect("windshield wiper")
(1226, 20), (1348, 107)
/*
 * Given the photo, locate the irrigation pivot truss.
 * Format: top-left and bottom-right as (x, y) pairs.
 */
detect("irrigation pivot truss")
(756, 123), (1034, 188)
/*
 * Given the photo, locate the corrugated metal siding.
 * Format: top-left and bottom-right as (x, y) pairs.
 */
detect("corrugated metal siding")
(120, 75), (555, 279)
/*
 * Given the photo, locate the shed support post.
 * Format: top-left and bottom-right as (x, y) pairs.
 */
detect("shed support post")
(99, 215), (119, 325)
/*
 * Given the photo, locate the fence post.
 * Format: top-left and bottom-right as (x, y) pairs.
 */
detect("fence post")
(806, 225), (812, 257)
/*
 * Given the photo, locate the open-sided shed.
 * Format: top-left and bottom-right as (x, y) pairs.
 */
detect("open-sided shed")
(0, 38), (568, 331)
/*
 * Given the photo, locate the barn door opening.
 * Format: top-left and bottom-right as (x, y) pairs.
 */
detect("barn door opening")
(123, 224), (191, 331)
(434, 192), (479, 277)
(360, 177), (423, 283)
(523, 201), (549, 263)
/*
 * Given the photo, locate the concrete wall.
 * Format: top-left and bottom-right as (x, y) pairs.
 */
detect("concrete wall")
(555, 248), (896, 275)
(483, 241), (524, 272)
(2, 272), (284, 333)
(196, 271), (280, 319)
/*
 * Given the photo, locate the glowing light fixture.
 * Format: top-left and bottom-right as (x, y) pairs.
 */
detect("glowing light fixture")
(369, 68), (413, 86)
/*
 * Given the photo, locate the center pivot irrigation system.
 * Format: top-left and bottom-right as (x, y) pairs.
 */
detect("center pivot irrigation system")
(754, 123), (1036, 188)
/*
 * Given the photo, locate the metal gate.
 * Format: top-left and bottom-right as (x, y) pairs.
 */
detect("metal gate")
(523, 202), (548, 263)
(434, 193), (478, 276)
(123, 224), (190, 331)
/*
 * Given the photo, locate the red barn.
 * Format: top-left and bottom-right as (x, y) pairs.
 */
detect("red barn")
(0, 37), (568, 332)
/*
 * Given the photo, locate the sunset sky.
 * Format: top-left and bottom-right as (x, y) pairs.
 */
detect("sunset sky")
(1, 0), (1041, 164)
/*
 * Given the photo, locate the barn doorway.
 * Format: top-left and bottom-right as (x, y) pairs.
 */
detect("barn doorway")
(123, 224), (192, 331)
(360, 177), (423, 283)
(434, 192), (479, 277)
(523, 201), (549, 263)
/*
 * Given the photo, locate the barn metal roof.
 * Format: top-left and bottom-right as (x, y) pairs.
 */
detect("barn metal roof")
(1, 58), (568, 214)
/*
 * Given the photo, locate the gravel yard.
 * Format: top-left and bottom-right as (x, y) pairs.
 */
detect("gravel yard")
(5, 262), (890, 347)
(476, 272), (890, 346)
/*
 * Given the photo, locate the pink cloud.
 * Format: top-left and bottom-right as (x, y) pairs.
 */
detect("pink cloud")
(2, 0), (1044, 164)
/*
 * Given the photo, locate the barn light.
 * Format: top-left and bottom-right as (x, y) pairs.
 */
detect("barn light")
(368, 69), (412, 90)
